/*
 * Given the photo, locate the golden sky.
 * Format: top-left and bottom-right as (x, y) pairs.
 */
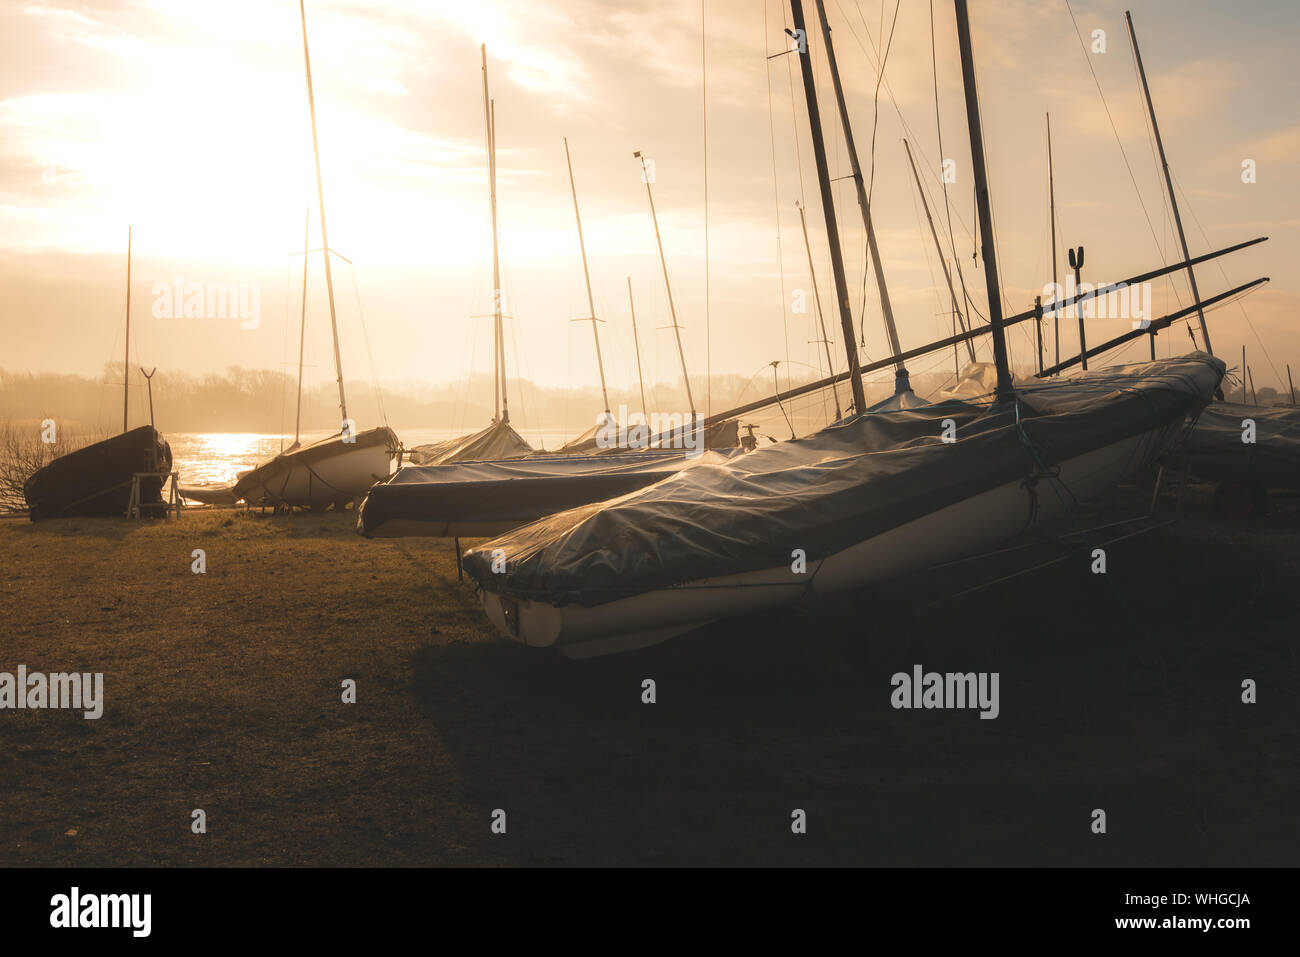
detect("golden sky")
(1, 0), (1296, 408)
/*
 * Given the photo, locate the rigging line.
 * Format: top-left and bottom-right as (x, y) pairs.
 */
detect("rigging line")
(1062, 0), (1169, 274)
(702, 0), (711, 420)
(860, 0), (901, 206)
(764, 0), (794, 390)
(928, 0), (977, 344)
(1125, 24), (1186, 322)
(346, 261), (387, 428)
(1172, 171), (1282, 386)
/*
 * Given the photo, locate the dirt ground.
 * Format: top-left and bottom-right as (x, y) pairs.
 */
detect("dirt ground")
(1, 483), (1296, 866)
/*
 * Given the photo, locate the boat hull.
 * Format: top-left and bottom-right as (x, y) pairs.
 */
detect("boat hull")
(224, 426), (398, 509)
(481, 418), (1183, 657)
(23, 426), (172, 521)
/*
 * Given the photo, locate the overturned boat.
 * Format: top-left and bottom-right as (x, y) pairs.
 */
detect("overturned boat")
(25, 425), (172, 521)
(464, 354), (1225, 657)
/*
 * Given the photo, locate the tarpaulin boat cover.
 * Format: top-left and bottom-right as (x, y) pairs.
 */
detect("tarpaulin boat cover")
(1182, 401), (1300, 486)
(407, 420), (533, 465)
(464, 353), (1224, 608)
(558, 418), (741, 454)
(24, 426), (172, 521)
(357, 448), (741, 537)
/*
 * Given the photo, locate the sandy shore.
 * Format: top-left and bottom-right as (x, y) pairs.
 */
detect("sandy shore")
(1, 487), (1296, 866)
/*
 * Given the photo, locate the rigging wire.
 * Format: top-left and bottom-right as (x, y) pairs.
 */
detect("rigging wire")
(345, 261), (388, 429)
(1172, 171), (1283, 387)
(763, 0), (794, 390)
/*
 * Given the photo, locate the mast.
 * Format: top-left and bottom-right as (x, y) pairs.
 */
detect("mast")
(294, 207), (310, 446)
(298, 0), (348, 430)
(482, 48), (509, 424)
(1125, 10), (1212, 355)
(564, 137), (610, 414)
(123, 225), (131, 432)
(627, 278), (649, 422)
(1047, 113), (1060, 368)
(635, 151), (696, 417)
(953, 0), (1014, 402)
(811, 0), (907, 393)
(795, 200), (842, 418)
(903, 138), (975, 368)
(1288, 363), (1296, 406)
(788, 0), (866, 415)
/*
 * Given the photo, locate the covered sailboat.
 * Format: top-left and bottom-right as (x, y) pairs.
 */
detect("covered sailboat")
(407, 419), (532, 466)
(1181, 400), (1300, 509)
(465, 354), (1225, 657)
(358, 446), (740, 538)
(458, 0), (1251, 656)
(407, 46), (534, 468)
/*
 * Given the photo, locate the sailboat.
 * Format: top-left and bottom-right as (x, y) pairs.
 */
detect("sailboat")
(181, 0), (398, 509)
(24, 228), (173, 521)
(459, 0), (1238, 657)
(406, 46), (532, 468)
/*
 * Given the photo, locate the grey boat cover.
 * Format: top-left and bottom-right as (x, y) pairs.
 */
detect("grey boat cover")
(408, 420), (533, 465)
(357, 447), (740, 537)
(463, 353), (1224, 608)
(558, 418), (741, 454)
(1182, 401), (1300, 486)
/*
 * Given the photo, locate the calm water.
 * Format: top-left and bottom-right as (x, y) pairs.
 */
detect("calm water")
(170, 428), (569, 487)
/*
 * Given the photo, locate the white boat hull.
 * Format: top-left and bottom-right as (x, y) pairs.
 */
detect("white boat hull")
(480, 419), (1181, 657)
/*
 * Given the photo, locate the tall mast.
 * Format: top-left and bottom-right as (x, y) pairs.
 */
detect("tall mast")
(564, 137), (610, 414)
(795, 200), (842, 418)
(810, 0), (906, 393)
(953, 0), (1014, 402)
(788, 0), (866, 414)
(298, 0), (348, 430)
(123, 225), (131, 432)
(635, 150), (696, 417)
(294, 207), (310, 446)
(1125, 10), (1212, 355)
(1047, 113), (1061, 368)
(627, 277), (649, 421)
(482, 47), (509, 423)
(903, 138), (975, 368)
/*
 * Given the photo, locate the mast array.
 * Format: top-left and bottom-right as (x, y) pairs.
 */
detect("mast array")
(627, 278), (649, 422)
(564, 138), (610, 414)
(482, 46), (509, 424)
(298, 0), (348, 431)
(1047, 113), (1060, 369)
(952, 0), (1014, 402)
(123, 225), (131, 432)
(635, 150), (696, 418)
(810, 0), (907, 394)
(787, 0), (866, 415)
(1125, 10), (1212, 356)
(795, 200), (842, 418)
(294, 208), (310, 447)
(903, 138), (975, 371)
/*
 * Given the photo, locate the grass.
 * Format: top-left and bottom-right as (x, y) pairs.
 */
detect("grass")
(0, 489), (1296, 867)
